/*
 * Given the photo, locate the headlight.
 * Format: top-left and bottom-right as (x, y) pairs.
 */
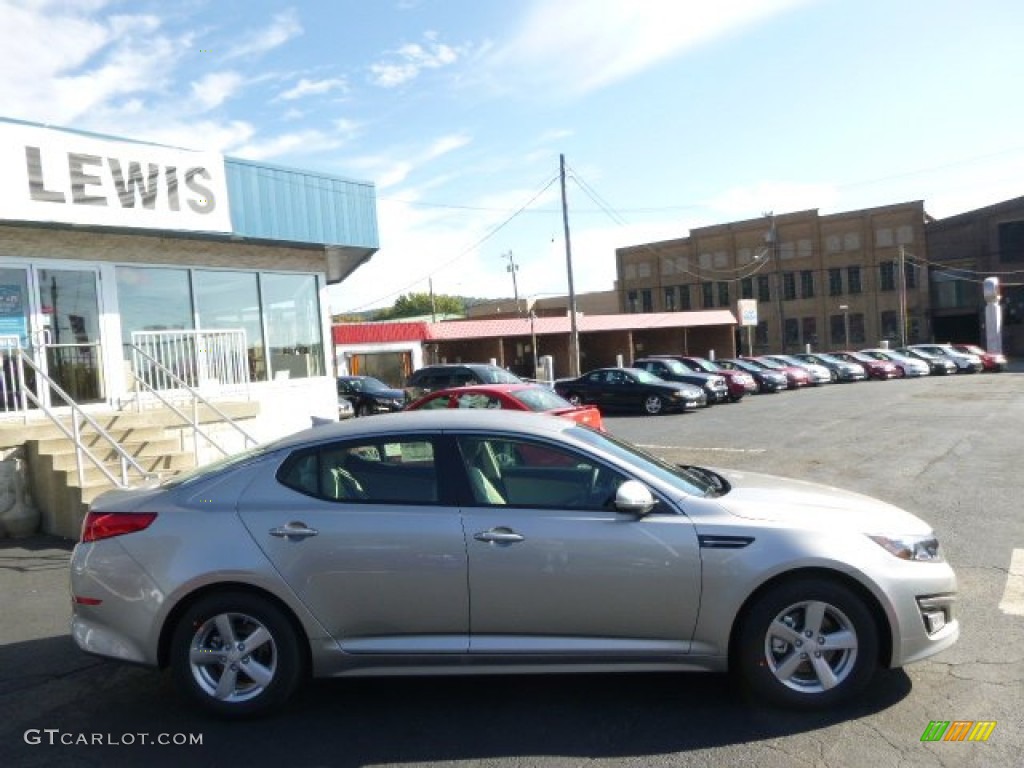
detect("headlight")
(868, 534), (943, 562)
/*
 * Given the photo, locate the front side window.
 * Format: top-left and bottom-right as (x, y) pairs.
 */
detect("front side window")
(278, 439), (438, 504)
(457, 435), (628, 510)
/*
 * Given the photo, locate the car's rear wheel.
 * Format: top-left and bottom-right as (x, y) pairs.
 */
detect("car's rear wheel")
(356, 403), (373, 417)
(565, 392), (583, 406)
(734, 579), (879, 709)
(170, 592), (303, 718)
(643, 395), (665, 415)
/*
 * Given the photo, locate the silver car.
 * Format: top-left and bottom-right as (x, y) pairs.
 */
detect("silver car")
(70, 410), (958, 717)
(860, 348), (931, 377)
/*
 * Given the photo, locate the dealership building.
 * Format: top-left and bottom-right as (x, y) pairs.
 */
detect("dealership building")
(0, 117), (378, 538)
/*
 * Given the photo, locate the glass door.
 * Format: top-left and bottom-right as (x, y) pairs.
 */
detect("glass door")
(0, 267), (31, 412)
(36, 268), (105, 405)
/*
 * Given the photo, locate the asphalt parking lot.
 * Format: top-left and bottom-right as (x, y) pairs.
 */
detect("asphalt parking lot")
(1, 369), (1022, 768)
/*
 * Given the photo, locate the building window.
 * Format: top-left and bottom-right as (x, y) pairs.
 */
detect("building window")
(194, 270), (267, 382)
(627, 290), (638, 313)
(897, 225), (914, 244)
(783, 272), (796, 301)
(784, 318), (799, 345)
(802, 317), (817, 348)
(850, 313), (865, 343)
(828, 268), (843, 296)
(740, 278), (753, 300)
(755, 321), (768, 345)
(879, 262), (896, 291)
(263, 273), (325, 379)
(679, 284), (692, 310)
(830, 314), (846, 346)
(825, 235), (841, 253)
(641, 289), (653, 313)
(717, 282), (730, 307)
(664, 287), (676, 311)
(844, 232), (861, 251)
(797, 239), (813, 258)
(117, 266), (194, 346)
(998, 220), (1024, 262)
(904, 261), (918, 289)
(637, 262), (651, 278)
(847, 266), (862, 294)
(757, 276), (771, 303)
(880, 310), (899, 340)
(876, 228), (894, 248)
(701, 282), (714, 309)
(800, 270), (814, 299)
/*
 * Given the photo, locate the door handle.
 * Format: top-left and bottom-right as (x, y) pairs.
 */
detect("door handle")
(269, 522), (319, 539)
(474, 528), (524, 544)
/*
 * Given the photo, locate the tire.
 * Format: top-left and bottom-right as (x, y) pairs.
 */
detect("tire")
(734, 579), (879, 710)
(643, 395), (665, 415)
(356, 402), (373, 417)
(170, 591), (303, 718)
(565, 392), (583, 406)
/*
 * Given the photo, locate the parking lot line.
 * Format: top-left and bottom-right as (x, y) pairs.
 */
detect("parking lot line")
(998, 548), (1024, 616)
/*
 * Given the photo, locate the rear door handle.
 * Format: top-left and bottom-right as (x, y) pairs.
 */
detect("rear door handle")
(269, 522), (319, 540)
(474, 528), (524, 544)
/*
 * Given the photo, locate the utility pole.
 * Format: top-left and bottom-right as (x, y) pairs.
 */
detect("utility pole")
(897, 245), (908, 347)
(500, 251), (521, 315)
(428, 277), (437, 323)
(561, 154), (581, 378)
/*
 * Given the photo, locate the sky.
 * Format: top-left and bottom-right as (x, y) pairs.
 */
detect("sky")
(3, 0), (1024, 314)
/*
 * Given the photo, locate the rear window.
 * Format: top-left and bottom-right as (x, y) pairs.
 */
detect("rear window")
(509, 387), (572, 411)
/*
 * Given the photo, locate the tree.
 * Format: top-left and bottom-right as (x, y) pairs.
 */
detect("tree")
(373, 292), (464, 320)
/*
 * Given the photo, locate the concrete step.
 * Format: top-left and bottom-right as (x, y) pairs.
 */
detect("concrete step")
(56, 454), (194, 486)
(30, 434), (181, 459)
(47, 450), (195, 474)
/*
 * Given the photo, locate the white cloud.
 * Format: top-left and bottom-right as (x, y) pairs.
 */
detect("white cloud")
(487, 0), (814, 95)
(191, 71), (245, 110)
(369, 33), (462, 88)
(232, 128), (350, 161)
(225, 9), (302, 59)
(277, 76), (348, 100)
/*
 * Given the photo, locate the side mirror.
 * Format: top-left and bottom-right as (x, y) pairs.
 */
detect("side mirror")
(614, 480), (657, 516)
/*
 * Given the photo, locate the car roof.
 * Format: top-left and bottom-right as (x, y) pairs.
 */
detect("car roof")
(263, 408), (577, 452)
(419, 383), (543, 396)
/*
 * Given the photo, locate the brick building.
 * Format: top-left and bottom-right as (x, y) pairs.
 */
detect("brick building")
(615, 202), (932, 354)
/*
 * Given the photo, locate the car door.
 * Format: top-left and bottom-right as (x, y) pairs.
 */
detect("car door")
(236, 435), (469, 653)
(456, 434), (702, 654)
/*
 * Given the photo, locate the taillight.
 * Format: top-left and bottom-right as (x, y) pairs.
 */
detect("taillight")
(81, 512), (158, 542)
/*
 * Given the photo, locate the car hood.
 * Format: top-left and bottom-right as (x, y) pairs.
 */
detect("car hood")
(710, 467), (931, 534)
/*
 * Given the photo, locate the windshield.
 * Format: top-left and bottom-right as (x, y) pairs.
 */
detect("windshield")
(569, 426), (717, 497)
(754, 358), (784, 370)
(812, 353), (843, 364)
(479, 367), (523, 384)
(631, 369), (666, 384)
(359, 377), (393, 393)
(510, 387), (574, 411)
(690, 358), (718, 372)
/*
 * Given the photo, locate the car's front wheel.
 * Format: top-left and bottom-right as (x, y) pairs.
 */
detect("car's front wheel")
(564, 392), (583, 406)
(734, 578), (879, 709)
(170, 591), (303, 718)
(642, 395), (665, 415)
(356, 402), (374, 417)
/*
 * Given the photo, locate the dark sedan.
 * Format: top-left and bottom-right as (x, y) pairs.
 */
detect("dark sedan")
(632, 357), (730, 404)
(337, 375), (407, 417)
(717, 358), (788, 393)
(895, 347), (957, 375)
(554, 367), (706, 415)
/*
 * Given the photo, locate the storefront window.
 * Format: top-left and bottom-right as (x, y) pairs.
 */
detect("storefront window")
(116, 267), (194, 344)
(194, 270), (266, 382)
(261, 273), (324, 380)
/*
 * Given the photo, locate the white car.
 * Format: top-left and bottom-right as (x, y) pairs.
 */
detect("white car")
(763, 354), (833, 385)
(860, 349), (930, 377)
(907, 344), (983, 373)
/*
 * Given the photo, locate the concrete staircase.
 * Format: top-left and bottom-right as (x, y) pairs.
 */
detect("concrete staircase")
(0, 401), (259, 540)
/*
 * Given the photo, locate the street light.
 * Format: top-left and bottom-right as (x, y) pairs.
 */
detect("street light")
(839, 304), (850, 349)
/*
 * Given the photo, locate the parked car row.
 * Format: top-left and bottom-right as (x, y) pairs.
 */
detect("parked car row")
(340, 344), (1006, 422)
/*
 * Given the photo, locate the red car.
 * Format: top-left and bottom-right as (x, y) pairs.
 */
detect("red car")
(405, 383), (605, 431)
(745, 356), (811, 389)
(674, 356), (758, 402)
(952, 344), (1007, 372)
(831, 351), (899, 380)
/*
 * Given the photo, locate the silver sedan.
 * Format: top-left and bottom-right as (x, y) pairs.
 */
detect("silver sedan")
(70, 410), (958, 718)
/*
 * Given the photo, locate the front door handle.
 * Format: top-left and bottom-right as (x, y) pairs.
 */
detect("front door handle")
(269, 522), (319, 540)
(474, 527), (524, 544)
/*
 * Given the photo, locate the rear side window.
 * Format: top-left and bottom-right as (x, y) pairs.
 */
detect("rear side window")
(278, 439), (439, 504)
